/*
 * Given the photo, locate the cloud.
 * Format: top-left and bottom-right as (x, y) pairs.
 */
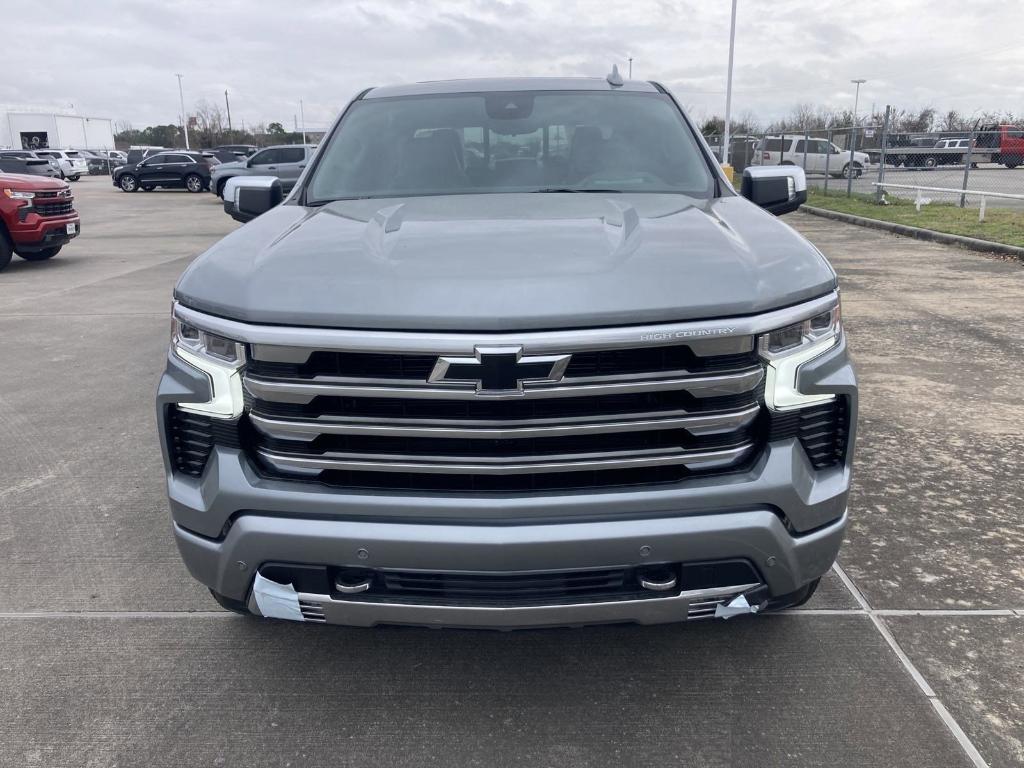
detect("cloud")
(3, 0), (1022, 131)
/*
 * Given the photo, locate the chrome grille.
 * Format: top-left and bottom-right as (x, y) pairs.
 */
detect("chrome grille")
(242, 332), (766, 491)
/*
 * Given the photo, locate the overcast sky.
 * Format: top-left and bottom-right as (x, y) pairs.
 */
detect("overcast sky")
(4, 0), (1023, 131)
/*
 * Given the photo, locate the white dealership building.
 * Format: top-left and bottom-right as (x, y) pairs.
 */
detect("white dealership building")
(1, 106), (116, 150)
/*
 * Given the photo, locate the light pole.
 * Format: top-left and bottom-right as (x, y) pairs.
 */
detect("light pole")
(300, 99), (307, 145)
(224, 89), (232, 134)
(175, 73), (190, 149)
(722, 0), (738, 170)
(628, 57), (633, 78)
(846, 78), (866, 195)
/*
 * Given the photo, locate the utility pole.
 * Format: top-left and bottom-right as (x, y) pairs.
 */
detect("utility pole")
(300, 99), (307, 145)
(847, 78), (866, 195)
(722, 0), (738, 169)
(175, 73), (190, 149)
(224, 89), (232, 133)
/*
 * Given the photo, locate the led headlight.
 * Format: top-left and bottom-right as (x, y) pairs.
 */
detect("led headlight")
(760, 300), (841, 410)
(3, 188), (36, 200)
(171, 315), (246, 418)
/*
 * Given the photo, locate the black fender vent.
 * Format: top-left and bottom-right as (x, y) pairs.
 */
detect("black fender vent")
(768, 398), (849, 469)
(167, 407), (241, 477)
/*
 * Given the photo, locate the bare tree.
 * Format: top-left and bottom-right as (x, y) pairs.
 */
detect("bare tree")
(191, 99), (226, 148)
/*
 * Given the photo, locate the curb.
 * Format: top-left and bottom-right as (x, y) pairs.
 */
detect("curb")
(801, 205), (1024, 261)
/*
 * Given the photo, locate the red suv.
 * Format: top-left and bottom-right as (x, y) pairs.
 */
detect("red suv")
(0, 173), (80, 271)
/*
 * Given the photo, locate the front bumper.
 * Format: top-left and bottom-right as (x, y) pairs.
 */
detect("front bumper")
(175, 508), (845, 628)
(158, 320), (856, 628)
(7, 212), (80, 251)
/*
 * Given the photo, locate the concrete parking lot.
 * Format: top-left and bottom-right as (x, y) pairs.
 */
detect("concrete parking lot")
(1, 176), (1022, 767)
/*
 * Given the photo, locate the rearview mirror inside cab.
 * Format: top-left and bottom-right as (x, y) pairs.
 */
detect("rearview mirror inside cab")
(740, 166), (807, 216)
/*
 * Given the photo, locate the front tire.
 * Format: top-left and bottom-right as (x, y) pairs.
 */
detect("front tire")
(841, 163), (862, 179)
(185, 173), (204, 193)
(119, 174), (139, 192)
(17, 246), (61, 261)
(0, 230), (12, 272)
(68, 175), (80, 182)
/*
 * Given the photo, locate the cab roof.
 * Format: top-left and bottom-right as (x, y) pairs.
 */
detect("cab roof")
(364, 77), (661, 99)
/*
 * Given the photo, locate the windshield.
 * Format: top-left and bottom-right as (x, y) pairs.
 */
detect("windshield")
(307, 90), (713, 202)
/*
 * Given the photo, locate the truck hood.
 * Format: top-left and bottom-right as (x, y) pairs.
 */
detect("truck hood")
(0, 173), (71, 192)
(175, 193), (836, 332)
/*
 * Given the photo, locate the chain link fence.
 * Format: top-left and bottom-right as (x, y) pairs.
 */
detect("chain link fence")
(707, 122), (1024, 215)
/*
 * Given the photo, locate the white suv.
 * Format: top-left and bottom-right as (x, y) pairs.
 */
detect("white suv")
(32, 149), (90, 181)
(757, 136), (870, 179)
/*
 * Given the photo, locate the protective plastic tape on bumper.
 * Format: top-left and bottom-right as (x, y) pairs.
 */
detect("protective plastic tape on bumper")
(252, 572), (305, 622)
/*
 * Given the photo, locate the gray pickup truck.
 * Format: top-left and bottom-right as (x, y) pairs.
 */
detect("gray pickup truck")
(209, 143), (316, 198)
(159, 75), (856, 628)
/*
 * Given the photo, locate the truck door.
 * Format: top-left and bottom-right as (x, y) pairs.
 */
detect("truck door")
(273, 146), (307, 190)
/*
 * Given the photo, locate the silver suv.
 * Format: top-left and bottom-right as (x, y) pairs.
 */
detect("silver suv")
(209, 144), (315, 198)
(159, 77), (856, 629)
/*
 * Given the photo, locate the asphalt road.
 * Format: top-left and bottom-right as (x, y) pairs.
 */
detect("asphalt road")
(807, 163), (1024, 208)
(1, 177), (1021, 767)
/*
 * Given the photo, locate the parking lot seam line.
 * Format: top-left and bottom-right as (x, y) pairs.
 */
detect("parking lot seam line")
(874, 609), (1019, 616)
(930, 700), (992, 768)
(0, 254), (199, 312)
(833, 563), (990, 768)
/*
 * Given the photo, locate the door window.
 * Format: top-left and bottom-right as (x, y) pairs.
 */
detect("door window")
(278, 147), (305, 163)
(251, 149), (281, 165)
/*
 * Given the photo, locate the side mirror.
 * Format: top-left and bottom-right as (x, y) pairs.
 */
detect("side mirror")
(224, 176), (283, 223)
(740, 165), (807, 216)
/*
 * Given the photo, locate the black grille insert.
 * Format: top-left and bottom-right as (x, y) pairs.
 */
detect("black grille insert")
(257, 559), (762, 607)
(34, 201), (74, 217)
(166, 407), (240, 477)
(768, 398), (849, 469)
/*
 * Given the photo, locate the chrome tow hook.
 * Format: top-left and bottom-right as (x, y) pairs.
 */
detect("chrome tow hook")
(334, 572), (372, 594)
(639, 569), (678, 592)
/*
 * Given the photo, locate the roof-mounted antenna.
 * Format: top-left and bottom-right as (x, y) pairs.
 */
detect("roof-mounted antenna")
(606, 64), (624, 87)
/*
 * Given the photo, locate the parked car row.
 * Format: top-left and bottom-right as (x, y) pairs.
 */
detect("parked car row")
(0, 150), (63, 178)
(0, 149), (90, 179)
(2, 141), (313, 198)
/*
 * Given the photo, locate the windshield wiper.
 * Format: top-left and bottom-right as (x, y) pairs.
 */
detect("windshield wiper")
(531, 187), (624, 194)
